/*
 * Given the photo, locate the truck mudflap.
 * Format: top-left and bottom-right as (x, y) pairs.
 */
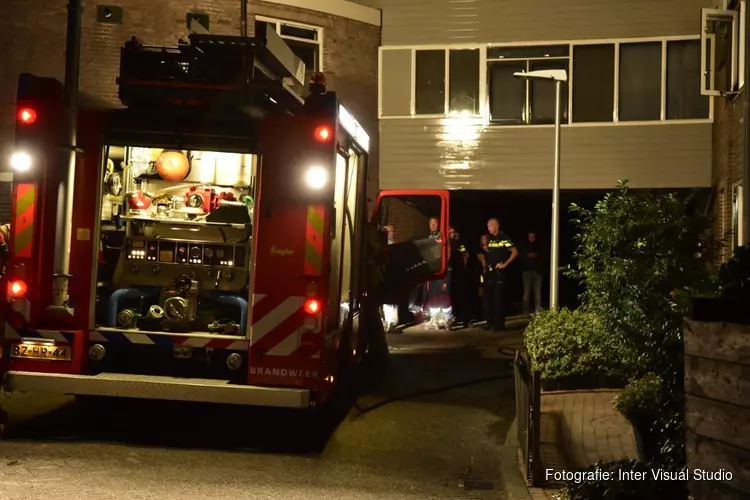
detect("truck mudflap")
(4, 371), (310, 409)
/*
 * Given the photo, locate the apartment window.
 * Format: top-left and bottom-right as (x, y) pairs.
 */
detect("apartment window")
(258, 16), (322, 84)
(572, 44), (615, 123)
(449, 49), (480, 114)
(413, 48), (481, 115)
(667, 40), (710, 119)
(487, 45), (569, 124)
(415, 50), (445, 114)
(382, 38), (713, 122)
(489, 62), (526, 122)
(618, 42), (662, 121)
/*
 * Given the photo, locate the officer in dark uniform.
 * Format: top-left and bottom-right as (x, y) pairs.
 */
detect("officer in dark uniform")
(483, 218), (519, 331)
(448, 226), (469, 328)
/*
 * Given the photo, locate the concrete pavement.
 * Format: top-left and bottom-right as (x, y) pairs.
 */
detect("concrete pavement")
(0, 323), (529, 500)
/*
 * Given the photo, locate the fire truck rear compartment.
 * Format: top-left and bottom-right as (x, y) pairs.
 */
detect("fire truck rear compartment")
(94, 143), (256, 377)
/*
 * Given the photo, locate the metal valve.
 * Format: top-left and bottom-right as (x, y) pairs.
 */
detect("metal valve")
(130, 265), (140, 275)
(152, 264), (161, 274)
(146, 305), (165, 320)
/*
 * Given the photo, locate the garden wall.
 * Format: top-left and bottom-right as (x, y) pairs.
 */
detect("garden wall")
(684, 320), (750, 499)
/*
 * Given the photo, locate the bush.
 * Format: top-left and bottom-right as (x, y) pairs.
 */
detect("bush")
(613, 374), (670, 460)
(566, 182), (716, 378)
(562, 182), (717, 467)
(524, 308), (630, 384)
(554, 459), (687, 500)
(613, 374), (663, 424)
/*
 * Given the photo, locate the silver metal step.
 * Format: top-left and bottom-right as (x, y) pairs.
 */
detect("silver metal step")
(5, 371), (309, 408)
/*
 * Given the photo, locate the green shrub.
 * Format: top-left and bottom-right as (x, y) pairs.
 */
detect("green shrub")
(614, 374), (663, 424)
(565, 182), (716, 376)
(554, 459), (687, 500)
(524, 308), (631, 383)
(562, 182), (717, 466)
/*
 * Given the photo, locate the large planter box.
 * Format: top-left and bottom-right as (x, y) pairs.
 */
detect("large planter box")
(684, 317), (750, 500)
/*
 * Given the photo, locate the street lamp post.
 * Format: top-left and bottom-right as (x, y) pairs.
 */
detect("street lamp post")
(513, 69), (568, 311)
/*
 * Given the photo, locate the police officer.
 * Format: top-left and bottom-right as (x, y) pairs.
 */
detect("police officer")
(483, 218), (518, 331)
(448, 226), (469, 328)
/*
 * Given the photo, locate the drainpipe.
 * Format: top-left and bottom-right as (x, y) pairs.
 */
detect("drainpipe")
(240, 0), (248, 37)
(49, 0), (82, 313)
(744, 0), (750, 246)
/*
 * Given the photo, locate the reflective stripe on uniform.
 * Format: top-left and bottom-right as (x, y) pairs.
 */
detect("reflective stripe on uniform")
(488, 240), (513, 248)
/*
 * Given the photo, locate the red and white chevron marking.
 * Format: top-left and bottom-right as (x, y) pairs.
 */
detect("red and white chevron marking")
(249, 293), (307, 356)
(172, 337), (248, 349)
(8, 296), (30, 322)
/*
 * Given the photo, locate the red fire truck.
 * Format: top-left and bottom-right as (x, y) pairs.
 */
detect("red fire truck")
(0, 23), (449, 417)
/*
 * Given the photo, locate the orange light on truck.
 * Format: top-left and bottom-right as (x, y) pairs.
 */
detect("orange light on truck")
(314, 126), (330, 142)
(303, 298), (321, 315)
(17, 107), (38, 125)
(9, 279), (28, 298)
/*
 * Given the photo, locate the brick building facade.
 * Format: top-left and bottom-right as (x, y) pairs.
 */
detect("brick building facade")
(0, 0), (381, 222)
(706, 0), (747, 263)
(713, 90), (745, 262)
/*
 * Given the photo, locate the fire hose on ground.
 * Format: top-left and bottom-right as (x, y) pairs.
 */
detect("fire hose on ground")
(352, 347), (519, 416)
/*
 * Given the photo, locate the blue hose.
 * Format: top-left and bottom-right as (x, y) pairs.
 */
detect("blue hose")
(214, 293), (248, 336)
(107, 287), (159, 327)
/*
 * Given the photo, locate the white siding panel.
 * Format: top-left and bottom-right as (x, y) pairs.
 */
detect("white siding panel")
(373, 0), (713, 46)
(379, 120), (712, 190)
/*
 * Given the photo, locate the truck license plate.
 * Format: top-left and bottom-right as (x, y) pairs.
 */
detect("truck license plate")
(11, 343), (72, 361)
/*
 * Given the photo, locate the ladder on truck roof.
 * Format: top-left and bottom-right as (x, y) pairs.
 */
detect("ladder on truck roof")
(108, 20), (338, 150)
(116, 21), (310, 117)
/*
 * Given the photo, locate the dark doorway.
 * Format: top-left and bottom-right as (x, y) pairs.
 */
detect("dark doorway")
(448, 190), (607, 312)
(449, 188), (706, 313)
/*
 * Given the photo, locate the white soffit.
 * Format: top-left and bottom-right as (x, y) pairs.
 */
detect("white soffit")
(259, 0), (382, 26)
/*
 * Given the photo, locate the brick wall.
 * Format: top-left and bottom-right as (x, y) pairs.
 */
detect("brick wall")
(712, 90), (745, 263)
(0, 0), (380, 199)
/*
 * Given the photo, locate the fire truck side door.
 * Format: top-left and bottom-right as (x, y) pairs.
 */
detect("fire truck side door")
(370, 190), (450, 303)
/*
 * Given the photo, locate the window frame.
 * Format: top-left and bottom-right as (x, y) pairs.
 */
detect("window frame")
(700, 7), (740, 96)
(407, 46), (486, 118)
(256, 15), (324, 74)
(378, 35), (713, 127)
(486, 47), (570, 125)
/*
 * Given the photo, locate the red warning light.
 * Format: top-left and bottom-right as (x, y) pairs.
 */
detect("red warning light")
(303, 298), (321, 315)
(17, 107), (37, 125)
(9, 280), (28, 298)
(314, 126), (331, 142)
